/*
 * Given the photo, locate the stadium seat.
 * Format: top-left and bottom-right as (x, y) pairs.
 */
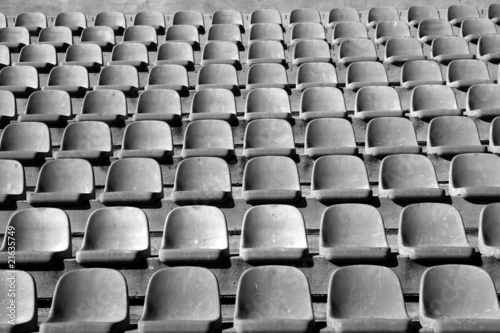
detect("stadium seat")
(489, 3), (500, 23)
(54, 11), (87, 34)
(368, 6), (400, 28)
(28, 159), (94, 206)
(0, 208), (71, 265)
(311, 155), (372, 202)
(408, 5), (440, 27)
(155, 41), (194, 69)
(159, 206), (229, 263)
(304, 118), (357, 157)
(95, 11), (126, 34)
(0, 27), (30, 50)
(428, 116), (485, 155)
(338, 38), (378, 65)
(133, 89), (182, 122)
(490, 117), (500, 154)
(431, 37), (473, 64)
(320, 204), (390, 261)
(240, 205), (308, 262)
(76, 207), (150, 264)
(0, 90), (16, 122)
(94, 64), (139, 96)
(0, 160), (24, 205)
(0, 122), (51, 162)
(245, 88), (291, 120)
(478, 35), (500, 63)
(410, 85), (461, 118)
(246, 63), (288, 91)
(13, 44), (57, 71)
(331, 21), (368, 45)
(327, 266), (410, 332)
(354, 86), (403, 120)
(0, 14), (5, 29)
(292, 40), (332, 65)
(35, 26), (73, 50)
(0, 270), (37, 332)
(207, 24), (242, 49)
(39, 268), (129, 333)
(0, 66), (38, 96)
(467, 83), (500, 118)
(165, 25), (200, 50)
(384, 37), (426, 65)
(296, 62), (338, 91)
(289, 8), (321, 27)
(300, 87), (346, 120)
(61, 43), (103, 70)
(15, 12), (47, 35)
(190, 88), (237, 122)
(122, 25), (158, 49)
(375, 21), (411, 44)
(328, 7), (360, 27)
(247, 40), (285, 66)
(345, 61), (388, 90)
(138, 267), (221, 333)
(461, 18), (497, 43)
(173, 10), (205, 33)
(19, 90), (72, 124)
(213, 9), (244, 32)
(401, 60), (444, 89)
(242, 156), (301, 203)
(0, 44), (8, 68)
(244, 119), (295, 158)
(182, 120), (235, 159)
(201, 41), (240, 67)
(118, 121), (173, 160)
(234, 266), (314, 333)
(80, 26), (115, 49)
(108, 42), (149, 69)
(172, 157), (231, 204)
(447, 59), (493, 90)
(54, 121), (113, 161)
(196, 64), (239, 92)
(290, 22), (326, 45)
(447, 4), (479, 26)
(77, 89), (127, 123)
(133, 11), (165, 33)
(479, 203), (500, 258)
(248, 23), (284, 43)
(42, 65), (89, 96)
(100, 158), (163, 205)
(449, 153), (500, 198)
(250, 9), (283, 28)
(365, 117), (421, 156)
(146, 64), (188, 94)
(418, 19), (454, 43)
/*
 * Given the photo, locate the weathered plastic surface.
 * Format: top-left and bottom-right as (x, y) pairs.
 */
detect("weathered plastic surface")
(55, 11), (87, 34)
(123, 25), (158, 48)
(213, 10), (244, 31)
(95, 11), (126, 34)
(43, 65), (89, 96)
(478, 35), (500, 63)
(77, 89), (127, 123)
(467, 83), (500, 118)
(61, 43), (103, 69)
(490, 117), (500, 154)
(479, 203), (500, 258)
(300, 87), (346, 120)
(409, 84), (461, 118)
(14, 44), (57, 71)
(95, 64), (139, 96)
(133, 89), (182, 122)
(293, 40), (332, 66)
(401, 60), (444, 88)
(250, 9), (283, 27)
(173, 10), (205, 33)
(201, 41), (240, 67)
(245, 88), (291, 121)
(207, 24), (242, 49)
(196, 64), (239, 93)
(418, 19), (454, 43)
(0, 160), (24, 206)
(0, 270), (37, 332)
(118, 121), (173, 160)
(447, 59), (493, 90)
(155, 42), (194, 68)
(365, 117), (421, 157)
(296, 62), (338, 91)
(375, 21), (411, 44)
(182, 120), (235, 159)
(0, 65), (38, 96)
(408, 5), (439, 26)
(190, 88), (236, 122)
(461, 18), (496, 43)
(328, 7), (360, 26)
(0, 122), (52, 162)
(431, 37), (473, 64)
(290, 8), (321, 26)
(332, 22), (368, 45)
(249, 23), (283, 43)
(0, 27), (30, 50)
(247, 40), (285, 66)
(304, 118), (357, 157)
(346, 61), (388, 90)
(447, 4), (479, 26)
(134, 11), (165, 33)
(244, 119), (295, 158)
(338, 38), (378, 65)
(108, 42), (149, 69)
(354, 86), (403, 120)
(0, 90), (16, 122)
(367, 6), (400, 27)
(246, 63), (288, 91)
(15, 12), (47, 34)
(80, 26), (115, 49)
(146, 64), (188, 94)
(449, 153), (500, 198)
(165, 25), (200, 50)
(35, 26), (73, 50)
(290, 22), (325, 45)
(384, 36), (426, 65)
(20, 90), (72, 124)
(427, 116), (485, 155)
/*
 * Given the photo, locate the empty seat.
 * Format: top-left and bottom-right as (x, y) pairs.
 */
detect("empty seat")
(0, 66), (38, 96)
(408, 6), (440, 27)
(305, 118), (357, 157)
(213, 9), (244, 32)
(19, 90), (72, 124)
(146, 64), (189, 94)
(461, 18), (497, 43)
(431, 37), (473, 64)
(0, 14), (6, 29)
(42, 65), (89, 96)
(172, 157), (231, 204)
(201, 41), (240, 67)
(40, 268), (129, 332)
(327, 266), (410, 332)
(165, 25), (200, 50)
(418, 19), (454, 43)
(296, 62), (338, 91)
(401, 60), (444, 89)
(246, 63), (288, 91)
(160, 206), (229, 263)
(108, 42), (149, 69)
(76, 207), (150, 264)
(0, 160), (24, 205)
(61, 43), (103, 69)
(478, 35), (500, 63)
(0, 27), (30, 50)
(155, 41), (194, 69)
(0, 270), (37, 332)
(243, 156), (301, 203)
(365, 117), (421, 156)
(248, 23), (284, 43)
(35, 26), (73, 50)
(354, 86), (403, 120)
(447, 4), (479, 26)
(320, 204), (390, 261)
(13, 44), (57, 71)
(311, 155), (371, 202)
(138, 267), (221, 333)
(28, 159), (94, 206)
(338, 39), (378, 65)
(95, 65), (139, 96)
(467, 83), (500, 118)
(15, 12), (47, 35)
(410, 85), (461, 118)
(123, 25), (158, 49)
(420, 265), (500, 332)
(190, 88), (237, 122)
(182, 120), (235, 159)
(133, 89), (182, 122)
(0, 122), (51, 162)
(300, 87), (346, 120)
(118, 121), (173, 160)
(55, 11), (87, 34)
(80, 26), (115, 49)
(244, 119), (295, 158)
(0, 46), (8, 69)
(479, 203), (500, 257)
(250, 9), (283, 28)
(241, 205), (308, 262)
(100, 158), (163, 205)
(346, 62), (388, 90)
(235, 266), (314, 333)
(173, 10), (204, 33)
(368, 7), (400, 28)
(289, 8), (321, 27)
(134, 11), (165, 33)
(55, 121), (113, 161)
(247, 40), (285, 66)
(331, 22), (368, 45)
(207, 24), (242, 49)
(0, 90), (16, 122)
(489, 4), (500, 23)
(290, 22), (326, 45)
(375, 21), (411, 44)
(245, 88), (291, 120)
(196, 64), (239, 93)
(328, 7), (360, 26)
(385, 38), (426, 65)
(490, 117), (500, 154)
(293, 40), (332, 65)
(95, 11), (126, 34)
(0, 208), (71, 265)
(447, 59), (493, 90)
(428, 116), (485, 155)
(77, 89), (127, 123)
(449, 153), (500, 198)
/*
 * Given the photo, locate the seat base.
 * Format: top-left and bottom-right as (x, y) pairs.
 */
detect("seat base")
(320, 246), (390, 262)
(99, 191), (162, 205)
(159, 248), (228, 263)
(243, 190), (301, 203)
(240, 247), (308, 262)
(171, 190), (231, 204)
(314, 189), (372, 202)
(328, 317), (411, 333)
(138, 318), (222, 333)
(401, 245), (475, 261)
(76, 249), (149, 265)
(305, 147), (358, 158)
(27, 192), (90, 206)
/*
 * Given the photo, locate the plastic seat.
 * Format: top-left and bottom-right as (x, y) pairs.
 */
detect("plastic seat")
(0, 122), (51, 162)
(234, 266), (314, 333)
(300, 87), (346, 120)
(384, 38), (425, 65)
(461, 18), (497, 43)
(123, 25), (158, 49)
(410, 85), (461, 119)
(76, 207), (150, 264)
(173, 10), (205, 33)
(95, 65), (139, 96)
(0, 270), (37, 332)
(13, 44), (57, 71)
(244, 119), (295, 158)
(247, 40), (285, 66)
(213, 9), (244, 32)
(0, 90), (16, 122)
(134, 11), (165, 33)
(95, 11), (126, 34)
(290, 22), (326, 45)
(338, 39), (378, 65)
(138, 267), (221, 333)
(401, 60), (444, 88)
(0, 208), (71, 265)
(196, 64), (239, 93)
(420, 265), (500, 332)
(328, 7), (360, 27)
(241, 205), (308, 262)
(55, 11), (87, 34)
(375, 21), (411, 44)
(155, 42), (194, 69)
(479, 203), (500, 257)
(312, 155), (371, 202)
(331, 22), (368, 45)
(320, 204), (390, 261)
(77, 90), (127, 123)
(327, 266), (410, 332)
(207, 24), (242, 49)
(296, 62), (338, 91)
(0, 160), (23, 205)
(42, 65), (89, 96)
(15, 12), (47, 35)
(490, 117), (500, 154)
(0, 14), (6, 29)
(0, 66), (38, 96)
(0, 45), (10, 69)
(428, 116), (485, 155)
(55, 121), (113, 161)
(365, 117), (421, 157)
(172, 157), (231, 204)
(201, 41), (240, 67)
(146, 64), (189, 94)
(0, 27), (30, 50)
(248, 23), (284, 44)
(489, 4), (500, 23)
(100, 158), (163, 204)
(346, 62), (388, 90)
(467, 84), (500, 118)
(418, 19), (454, 44)
(447, 59), (493, 90)
(243, 156), (301, 203)
(478, 35), (500, 63)
(305, 118), (357, 157)
(108, 43), (149, 69)
(40, 268), (129, 333)
(354, 86), (403, 120)
(190, 88), (237, 122)
(182, 120), (235, 159)
(447, 4), (479, 26)
(35, 26), (73, 50)
(28, 159), (94, 206)
(246, 63), (288, 91)
(165, 25), (200, 50)
(61, 43), (103, 69)
(118, 121), (173, 160)
(289, 8), (321, 27)
(245, 88), (291, 120)
(250, 9), (283, 28)
(293, 40), (332, 65)
(19, 90), (72, 124)
(80, 26), (115, 49)
(431, 37), (474, 64)
(368, 7), (400, 28)
(133, 89), (182, 122)
(408, 6), (440, 27)
(449, 153), (500, 198)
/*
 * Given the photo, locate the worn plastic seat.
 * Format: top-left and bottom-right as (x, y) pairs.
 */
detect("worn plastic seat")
(43, 65), (89, 96)
(138, 267), (221, 333)
(13, 44), (57, 71)
(461, 18), (497, 43)
(467, 84), (500, 118)
(182, 120), (234, 159)
(447, 4), (479, 26)
(365, 117), (421, 157)
(0, 66), (38, 96)
(0, 122), (51, 162)
(328, 7), (360, 27)
(118, 121), (173, 160)
(0, 270), (37, 332)
(134, 11), (165, 33)
(0, 208), (71, 265)
(401, 60), (444, 88)
(320, 204), (390, 261)
(0, 160), (24, 205)
(428, 116), (485, 155)
(155, 42), (194, 69)
(410, 85), (461, 118)
(479, 203), (500, 257)
(246, 63), (288, 91)
(385, 38), (425, 65)
(331, 22), (368, 45)
(207, 24), (242, 49)
(123, 25), (158, 49)
(108, 42), (149, 69)
(449, 153), (500, 198)
(327, 266), (410, 332)
(289, 8), (321, 27)
(368, 7), (400, 28)
(490, 117), (500, 154)
(100, 158), (163, 205)
(95, 11), (126, 34)
(244, 119), (295, 158)
(95, 65), (139, 96)
(296, 63), (337, 91)
(235, 266), (314, 333)
(201, 41), (240, 67)
(243, 156), (301, 203)
(196, 64), (239, 93)
(431, 37), (474, 64)
(40, 268), (129, 333)
(0, 27), (30, 50)
(55, 121), (113, 161)
(146, 64), (188, 94)
(173, 10), (204, 33)
(61, 43), (103, 69)
(290, 22), (326, 45)
(165, 25), (200, 50)
(15, 12), (47, 35)
(172, 157), (231, 204)
(247, 40), (285, 66)
(478, 35), (500, 63)
(0, 45), (10, 69)
(420, 265), (500, 332)
(0, 90), (16, 122)
(248, 23), (284, 43)
(375, 21), (411, 44)
(305, 118), (357, 157)
(55, 11), (87, 34)
(312, 155), (371, 202)
(80, 26), (115, 49)
(338, 39), (378, 65)
(190, 88), (237, 122)
(354, 86), (403, 120)
(346, 61), (388, 90)
(213, 9), (244, 32)
(19, 90), (72, 124)
(77, 89), (127, 123)
(418, 19), (454, 44)
(245, 88), (291, 120)
(250, 9), (283, 28)
(76, 207), (150, 264)
(133, 89), (182, 122)
(293, 40), (332, 65)
(408, 6), (440, 27)
(35, 26), (73, 50)
(448, 59), (493, 90)
(300, 87), (346, 120)
(28, 159), (94, 206)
